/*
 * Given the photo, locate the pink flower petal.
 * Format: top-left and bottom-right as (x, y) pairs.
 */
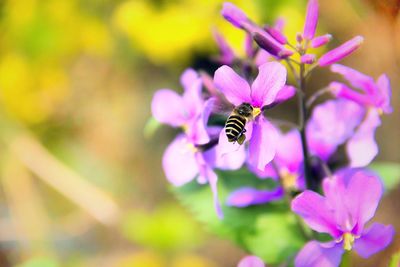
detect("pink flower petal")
(295, 241), (344, 267)
(276, 129), (303, 173)
(329, 82), (371, 106)
(347, 109), (381, 167)
(251, 62), (287, 107)
(152, 89), (187, 127)
(248, 117), (278, 171)
(344, 170), (383, 233)
(214, 65), (251, 106)
(162, 135), (199, 186)
(354, 223), (395, 258)
(330, 64), (376, 95)
(180, 68), (199, 92)
(291, 190), (341, 237)
(323, 169), (383, 234)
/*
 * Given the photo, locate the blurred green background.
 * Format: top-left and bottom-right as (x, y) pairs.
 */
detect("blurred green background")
(0, 0), (398, 266)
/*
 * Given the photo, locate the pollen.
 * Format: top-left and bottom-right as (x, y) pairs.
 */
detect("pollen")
(343, 232), (355, 251)
(252, 107), (261, 117)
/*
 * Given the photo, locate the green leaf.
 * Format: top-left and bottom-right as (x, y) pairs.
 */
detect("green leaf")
(173, 169), (307, 265)
(369, 162), (400, 193)
(120, 203), (204, 252)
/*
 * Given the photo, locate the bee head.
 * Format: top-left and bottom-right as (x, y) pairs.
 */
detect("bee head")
(236, 103), (253, 117)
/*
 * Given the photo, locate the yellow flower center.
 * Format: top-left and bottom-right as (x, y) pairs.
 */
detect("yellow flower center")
(186, 142), (198, 153)
(342, 232), (355, 251)
(182, 124), (189, 133)
(280, 169), (298, 190)
(252, 107), (261, 118)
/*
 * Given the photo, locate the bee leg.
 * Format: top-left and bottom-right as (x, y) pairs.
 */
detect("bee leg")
(237, 134), (246, 145)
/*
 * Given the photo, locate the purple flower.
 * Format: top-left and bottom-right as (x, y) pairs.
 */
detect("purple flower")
(306, 99), (365, 162)
(318, 36), (364, 66)
(152, 69), (246, 218)
(292, 169), (394, 267)
(152, 69), (209, 144)
(214, 62), (288, 171)
(237, 255), (265, 267)
(329, 65), (392, 166)
(303, 0), (319, 40)
(329, 64), (393, 114)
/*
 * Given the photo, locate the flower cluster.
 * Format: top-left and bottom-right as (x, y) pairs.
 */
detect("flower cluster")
(151, 1), (395, 266)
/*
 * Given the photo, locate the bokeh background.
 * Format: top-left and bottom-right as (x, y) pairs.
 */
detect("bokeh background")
(0, 0), (398, 266)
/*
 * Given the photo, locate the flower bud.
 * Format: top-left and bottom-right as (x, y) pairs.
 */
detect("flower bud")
(300, 54), (316, 64)
(221, 2), (249, 29)
(253, 30), (292, 59)
(318, 36), (364, 66)
(296, 32), (304, 43)
(265, 26), (287, 44)
(311, 34), (332, 48)
(303, 0), (319, 40)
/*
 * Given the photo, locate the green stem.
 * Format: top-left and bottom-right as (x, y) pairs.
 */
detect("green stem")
(298, 63), (314, 190)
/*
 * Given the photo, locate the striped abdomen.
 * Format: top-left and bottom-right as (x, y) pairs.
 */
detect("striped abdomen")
(225, 115), (246, 142)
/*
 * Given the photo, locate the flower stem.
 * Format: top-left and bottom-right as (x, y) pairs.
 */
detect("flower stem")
(298, 63), (314, 190)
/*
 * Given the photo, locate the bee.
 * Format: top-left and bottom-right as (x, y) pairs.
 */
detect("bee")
(225, 103), (254, 145)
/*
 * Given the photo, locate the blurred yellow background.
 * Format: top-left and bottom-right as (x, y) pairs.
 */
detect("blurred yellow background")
(0, 0), (398, 266)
